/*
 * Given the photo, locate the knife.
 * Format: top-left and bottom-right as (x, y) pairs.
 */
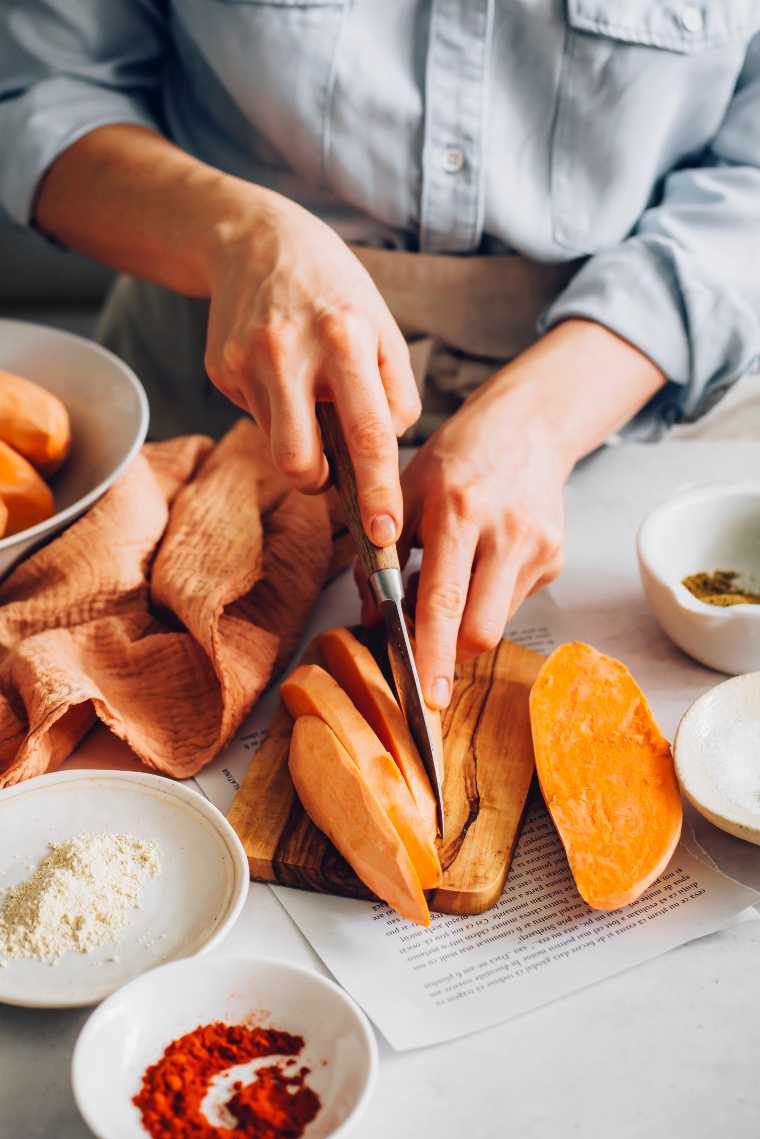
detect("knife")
(316, 402), (445, 837)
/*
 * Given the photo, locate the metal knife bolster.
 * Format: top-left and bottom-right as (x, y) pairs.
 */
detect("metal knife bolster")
(369, 569), (446, 838)
(368, 567), (405, 607)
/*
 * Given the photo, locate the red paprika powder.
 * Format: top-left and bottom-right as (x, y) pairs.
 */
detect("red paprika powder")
(133, 1021), (321, 1139)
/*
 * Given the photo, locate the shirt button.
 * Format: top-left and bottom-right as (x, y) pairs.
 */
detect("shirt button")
(441, 147), (465, 174)
(680, 5), (704, 32)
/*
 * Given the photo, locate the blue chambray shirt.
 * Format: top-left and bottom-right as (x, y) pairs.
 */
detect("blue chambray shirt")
(1, 0), (759, 427)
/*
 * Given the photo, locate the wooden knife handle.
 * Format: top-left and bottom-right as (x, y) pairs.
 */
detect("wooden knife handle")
(317, 402), (400, 580)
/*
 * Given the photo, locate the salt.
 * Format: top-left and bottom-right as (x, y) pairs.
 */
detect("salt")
(700, 720), (760, 812)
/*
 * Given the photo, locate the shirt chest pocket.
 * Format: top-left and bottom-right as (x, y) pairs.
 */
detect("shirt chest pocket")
(551, 0), (760, 252)
(184, 0), (347, 182)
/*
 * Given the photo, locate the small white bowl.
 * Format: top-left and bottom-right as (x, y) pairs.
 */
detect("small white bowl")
(0, 771), (250, 1008)
(674, 672), (760, 845)
(72, 955), (378, 1139)
(637, 482), (760, 675)
(0, 318), (148, 576)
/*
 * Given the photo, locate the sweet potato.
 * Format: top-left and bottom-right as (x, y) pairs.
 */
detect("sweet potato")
(281, 663), (442, 889)
(318, 627), (439, 840)
(529, 642), (682, 911)
(289, 716), (430, 925)
(0, 440), (55, 535)
(0, 498), (7, 538)
(0, 370), (71, 475)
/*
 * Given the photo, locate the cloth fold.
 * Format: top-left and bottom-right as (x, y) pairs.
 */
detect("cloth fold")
(0, 418), (333, 786)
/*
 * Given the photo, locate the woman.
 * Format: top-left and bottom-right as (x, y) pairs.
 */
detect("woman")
(1, 2), (758, 711)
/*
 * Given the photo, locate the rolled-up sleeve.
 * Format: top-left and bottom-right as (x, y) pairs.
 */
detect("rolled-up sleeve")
(541, 33), (760, 436)
(0, 0), (167, 227)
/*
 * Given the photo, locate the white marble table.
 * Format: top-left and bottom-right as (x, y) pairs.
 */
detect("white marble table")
(2, 881), (760, 1139)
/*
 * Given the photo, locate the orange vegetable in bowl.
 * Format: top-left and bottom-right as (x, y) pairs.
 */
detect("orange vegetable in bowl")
(0, 440), (55, 535)
(0, 369), (71, 476)
(529, 642), (682, 911)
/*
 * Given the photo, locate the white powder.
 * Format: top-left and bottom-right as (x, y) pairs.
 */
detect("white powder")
(701, 721), (760, 813)
(0, 832), (162, 963)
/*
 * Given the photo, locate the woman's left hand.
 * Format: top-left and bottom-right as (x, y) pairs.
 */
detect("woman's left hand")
(396, 370), (570, 710)
(355, 319), (666, 710)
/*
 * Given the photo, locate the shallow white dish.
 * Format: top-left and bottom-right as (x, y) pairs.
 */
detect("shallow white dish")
(674, 673), (760, 846)
(637, 482), (760, 675)
(72, 955), (378, 1139)
(0, 770), (249, 1007)
(0, 318), (148, 576)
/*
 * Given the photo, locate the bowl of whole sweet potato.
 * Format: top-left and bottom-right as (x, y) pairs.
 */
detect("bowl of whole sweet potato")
(0, 318), (148, 576)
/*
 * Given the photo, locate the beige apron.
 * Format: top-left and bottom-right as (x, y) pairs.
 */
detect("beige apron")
(97, 248), (580, 441)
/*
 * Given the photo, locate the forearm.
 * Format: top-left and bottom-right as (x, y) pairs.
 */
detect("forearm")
(34, 124), (283, 297)
(484, 319), (666, 475)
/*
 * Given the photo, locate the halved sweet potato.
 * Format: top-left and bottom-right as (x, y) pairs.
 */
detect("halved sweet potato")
(289, 715), (430, 925)
(529, 642), (682, 910)
(0, 370), (71, 475)
(0, 440), (55, 535)
(281, 663), (442, 889)
(318, 627), (439, 840)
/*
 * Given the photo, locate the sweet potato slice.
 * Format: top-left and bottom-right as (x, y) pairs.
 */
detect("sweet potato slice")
(318, 626), (439, 840)
(0, 370), (71, 475)
(529, 642), (682, 911)
(289, 716), (430, 925)
(0, 440), (55, 535)
(281, 664), (441, 889)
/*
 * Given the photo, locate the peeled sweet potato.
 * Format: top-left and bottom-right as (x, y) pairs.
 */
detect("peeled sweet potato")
(0, 370), (71, 475)
(0, 440), (55, 535)
(318, 627), (439, 841)
(529, 642), (682, 911)
(281, 663), (442, 889)
(289, 715), (430, 925)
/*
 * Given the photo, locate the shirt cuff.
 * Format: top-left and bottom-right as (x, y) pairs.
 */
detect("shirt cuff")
(538, 237), (692, 386)
(0, 75), (160, 228)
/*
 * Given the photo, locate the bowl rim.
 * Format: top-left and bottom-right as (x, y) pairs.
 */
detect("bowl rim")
(637, 480), (760, 622)
(71, 953), (379, 1139)
(0, 317), (149, 552)
(673, 671), (760, 835)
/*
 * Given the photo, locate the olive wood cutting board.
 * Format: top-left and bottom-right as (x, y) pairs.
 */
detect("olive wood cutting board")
(227, 636), (543, 915)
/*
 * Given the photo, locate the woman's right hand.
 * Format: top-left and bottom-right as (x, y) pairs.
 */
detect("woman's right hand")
(204, 192), (420, 546)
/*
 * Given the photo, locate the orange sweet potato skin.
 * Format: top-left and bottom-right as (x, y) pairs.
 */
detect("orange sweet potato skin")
(529, 642), (682, 911)
(289, 715), (430, 925)
(0, 370), (71, 476)
(281, 663), (441, 889)
(317, 627), (439, 841)
(0, 440), (55, 535)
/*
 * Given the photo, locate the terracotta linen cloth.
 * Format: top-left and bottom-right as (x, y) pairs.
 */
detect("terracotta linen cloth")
(0, 418), (333, 787)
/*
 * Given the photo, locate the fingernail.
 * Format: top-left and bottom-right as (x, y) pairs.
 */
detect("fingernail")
(370, 514), (396, 545)
(430, 676), (451, 709)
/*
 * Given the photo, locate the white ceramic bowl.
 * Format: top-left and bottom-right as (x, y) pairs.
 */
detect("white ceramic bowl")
(674, 672), (760, 845)
(0, 318), (148, 576)
(0, 770), (250, 1008)
(637, 483), (760, 675)
(72, 955), (378, 1139)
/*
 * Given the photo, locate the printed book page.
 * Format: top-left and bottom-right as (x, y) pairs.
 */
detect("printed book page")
(272, 800), (758, 1049)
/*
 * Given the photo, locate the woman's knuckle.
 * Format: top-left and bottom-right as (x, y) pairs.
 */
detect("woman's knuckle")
(425, 583), (467, 620)
(461, 620), (501, 655)
(318, 305), (366, 350)
(273, 446), (312, 480)
(352, 416), (392, 457)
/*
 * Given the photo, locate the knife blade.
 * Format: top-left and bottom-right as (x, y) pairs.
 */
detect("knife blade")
(316, 402), (445, 836)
